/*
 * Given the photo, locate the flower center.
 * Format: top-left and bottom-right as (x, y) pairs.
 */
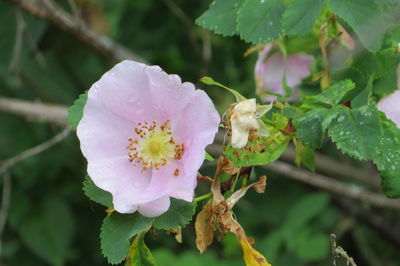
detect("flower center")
(127, 120), (184, 172)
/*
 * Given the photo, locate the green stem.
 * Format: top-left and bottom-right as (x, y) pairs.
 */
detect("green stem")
(228, 171), (241, 195)
(241, 174), (249, 188)
(194, 193), (212, 202)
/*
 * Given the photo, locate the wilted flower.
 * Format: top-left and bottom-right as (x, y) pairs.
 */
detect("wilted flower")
(77, 60), (220, 217)
(230, 99), (260, 148)
(378, 89), (400, 128)
(229, 98), (272, 149)
(255, 43), (313, 102)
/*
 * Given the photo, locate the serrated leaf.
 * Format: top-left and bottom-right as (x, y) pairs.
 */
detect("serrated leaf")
(83, 175), (113, 208)
(224, 124), (289, 167)
(196, 0), (244, 36)
(351, 75), (373, 108)
(67, 93), (87, 130)
(328, 104), (382, 160)
(293, 109), (334, 148)
(125, 232), (157, 266)
(237, 0), (284, 44)
(101, 213), (154, 264)
(301, 80), (355, 110)
(153, 199), (196, 230)
(373, 118), (400, 197)
(282, 0), (325, 36)
(328, 0), (387, 51)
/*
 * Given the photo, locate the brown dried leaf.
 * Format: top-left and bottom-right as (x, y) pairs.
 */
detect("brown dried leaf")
(195, 206), (214, 253)
(227, 176), (267, 209)
(216, 157), (240, 176)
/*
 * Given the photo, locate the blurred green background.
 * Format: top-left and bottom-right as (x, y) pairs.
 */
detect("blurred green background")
(0, 0), (399, 265)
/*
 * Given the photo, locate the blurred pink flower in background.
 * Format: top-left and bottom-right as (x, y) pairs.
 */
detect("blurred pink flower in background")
(77, 60), (220, 217)
(377, 67), (400, 128)
(255, 44), (313, 102)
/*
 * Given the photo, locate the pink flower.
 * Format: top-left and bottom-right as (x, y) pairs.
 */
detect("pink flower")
(77, 60), (220, 217)
(378, 89), (400, 128)
(255, 44), (313, 102)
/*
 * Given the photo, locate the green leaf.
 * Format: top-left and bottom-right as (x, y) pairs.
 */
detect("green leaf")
(153, 199), (196, 230)
(328, 104), (382, 160)
(125, 232), (157, 266)
(83, 175), (113, 208)
(237, 0), (285, 44)
(321, 80), (355, 105)
(294, 139), (316, 172)
(101, 212), (154, 264)
(196, 0), (244, 36)
(282, 0), (325, 36)
(328, 0), (387, 51)
(291, 229), (330, 261)
(351, 76), (373, 108)
(224, 124), (289, 167)
(205, 152), (215, 161)
(373, 118), (400, 197)
(282, 192), (329, 232)
(200, 76), (246, 102)
(301, 80), (355, 110)
(19, 198), (75, 266)
(293, 109), (333, 148)
(67, 92), (87, 130)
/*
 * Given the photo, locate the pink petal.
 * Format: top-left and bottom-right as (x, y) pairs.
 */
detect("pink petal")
(285, 53), (314, 88)
(255, 44), (313, 102)
(378, 89), (400, 128)
(96, 60), (156, 123)
(77, 84), (135, 161)
(138, 196), (170, 217)
(86, 156), (151, 213)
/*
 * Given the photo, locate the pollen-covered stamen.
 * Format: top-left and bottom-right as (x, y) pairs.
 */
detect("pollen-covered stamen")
(127, 120), (184, 172)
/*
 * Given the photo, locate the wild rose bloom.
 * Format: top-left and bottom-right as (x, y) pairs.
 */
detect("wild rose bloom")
(77, 60), (220, 217)
(378, 89), (400, 129)
(255, 43), (313, 102)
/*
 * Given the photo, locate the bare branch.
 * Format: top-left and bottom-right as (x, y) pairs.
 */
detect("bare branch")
(334, 197), (400, 249)
(9, 9), (25, 74)
(0, 128), (71, 176)
(0, 97), (68, 126)
(263, 160), (400, 211)
(5, 0), (146, 63)
(0, 173), (11, 258)
(331, 234), (357, 266)
(280, 144), (381, 190)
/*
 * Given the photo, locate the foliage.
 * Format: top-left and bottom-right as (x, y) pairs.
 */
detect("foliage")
(2, 0), (400, 265)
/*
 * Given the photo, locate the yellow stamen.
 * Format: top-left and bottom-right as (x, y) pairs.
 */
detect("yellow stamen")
(127, 120), (184, 172)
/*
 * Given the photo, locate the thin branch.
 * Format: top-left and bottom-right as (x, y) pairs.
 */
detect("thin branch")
(0, 173), (11, 258)
(331, 234), (357, 266)
(263, 160), (400, 211)
(280, 144), (381, 190)
(334, 197), (400, 249)
(5, 0), (145, 63)
(0, 128), (71, 176)
(161, 0), (200, 52)
(0, 97), (68, 126)
(8, 9), (25, 74)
